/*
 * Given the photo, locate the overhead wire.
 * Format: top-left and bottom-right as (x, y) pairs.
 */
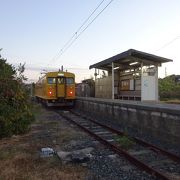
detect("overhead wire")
(48, 0), (114, 66)
(60, 0), (105, 51)
(59, 0), (115, 58)
(155, 35), (180, 52)
(49, 0), (106, 65)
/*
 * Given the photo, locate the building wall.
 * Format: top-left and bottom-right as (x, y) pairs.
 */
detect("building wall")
(95, 76), (112, 98)
(141, 66), (158, 101)
(76, 82), (95, 97)
(95, 72), (120, 99)
(95, 66), (159, 101)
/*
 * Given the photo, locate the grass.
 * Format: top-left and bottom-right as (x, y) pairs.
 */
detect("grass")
(114, 135), (135, 150)
(161, 99), (180, 104)
(0, 103), (87, 180)
(0, 152), (86, 179)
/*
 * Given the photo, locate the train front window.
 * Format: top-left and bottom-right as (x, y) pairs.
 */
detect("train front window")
(57, 77), (64, 84)
(47, 78), (56, 84)
(66, 78), (74, 84)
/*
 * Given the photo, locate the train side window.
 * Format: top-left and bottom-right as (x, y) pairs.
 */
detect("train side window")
(66, 78), (74, 84)
(47, 78), (56, 84)
(57, 77), (64, 84)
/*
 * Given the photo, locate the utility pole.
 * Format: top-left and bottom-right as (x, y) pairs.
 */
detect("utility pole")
(165, 67), (167, 77)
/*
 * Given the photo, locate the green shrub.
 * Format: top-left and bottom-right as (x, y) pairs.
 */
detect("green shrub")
(159, 75), (180, 100)
(0, 53), (34, 138)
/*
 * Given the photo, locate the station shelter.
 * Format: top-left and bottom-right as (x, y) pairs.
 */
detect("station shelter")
(89, 49), (172, 101)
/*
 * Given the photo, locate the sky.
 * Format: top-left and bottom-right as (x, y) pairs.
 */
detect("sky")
(0, 0), (180, 83)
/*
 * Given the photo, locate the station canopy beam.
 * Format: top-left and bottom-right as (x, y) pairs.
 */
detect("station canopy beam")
(89, 49), (172, 71)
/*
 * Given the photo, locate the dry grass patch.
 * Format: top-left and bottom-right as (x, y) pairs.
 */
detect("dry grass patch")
(55, 126), (85, 144)
(0, 152), (86, 180)
(0, 104), (88, 179)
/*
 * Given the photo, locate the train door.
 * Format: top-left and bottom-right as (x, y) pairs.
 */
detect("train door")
(56, 77), (65, 98)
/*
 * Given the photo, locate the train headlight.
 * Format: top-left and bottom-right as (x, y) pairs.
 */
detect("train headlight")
(49, 91), (52, 95)
(68, 91), (73, 96)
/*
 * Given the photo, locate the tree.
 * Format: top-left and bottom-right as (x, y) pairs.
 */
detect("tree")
(159, 75), (180, 99)
(0, 53), (34, 138)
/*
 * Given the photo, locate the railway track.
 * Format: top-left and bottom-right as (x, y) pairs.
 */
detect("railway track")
(56, 110), (180, 180)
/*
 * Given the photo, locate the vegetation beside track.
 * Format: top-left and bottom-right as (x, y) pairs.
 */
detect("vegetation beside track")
(0, 104), (87, 179)
(159, 75), (180, 101)
(114, 135), (135, 150)
(0, 53), (34, 138)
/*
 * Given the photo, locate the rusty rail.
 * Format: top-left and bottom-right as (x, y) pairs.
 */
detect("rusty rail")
(58, 111), (170, 180)
(71, 110), (180, 163)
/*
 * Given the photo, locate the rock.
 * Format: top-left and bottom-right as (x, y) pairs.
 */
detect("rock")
(81, 163), (88, 167)
(71, 147), (94, 163)
(57, 147), (94, 164)
(12, 135), (18, 138)
(71, 152), (90, 163)
(57, 151), (71, 163)
(108, 154), (117, 159)
(121, 165), (133, 172)
(73, 147), (94, 154)
(87, 153), (93, 158)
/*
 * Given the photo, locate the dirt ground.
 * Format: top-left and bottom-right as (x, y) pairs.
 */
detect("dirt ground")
(0, 104), (87, 180)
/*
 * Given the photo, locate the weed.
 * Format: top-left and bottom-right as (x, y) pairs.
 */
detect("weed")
(114, 135), (135, 150)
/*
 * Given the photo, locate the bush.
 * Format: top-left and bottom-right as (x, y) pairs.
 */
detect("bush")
(159, 75), (180, 100)
(0, 53), (34, 138)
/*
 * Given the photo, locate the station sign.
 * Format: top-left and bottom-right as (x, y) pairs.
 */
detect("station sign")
(143, 67), (157, 76)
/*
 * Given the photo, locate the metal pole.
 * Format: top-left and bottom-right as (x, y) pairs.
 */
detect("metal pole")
(141, 62), (143, 101)
(155, 65), (159, 101)
(112, 62), (114, 100)
(95, 68), (97, 80)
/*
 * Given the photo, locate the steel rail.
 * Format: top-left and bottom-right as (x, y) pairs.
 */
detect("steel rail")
(58, 111), (170, 180)
(71, 110), (180, 163)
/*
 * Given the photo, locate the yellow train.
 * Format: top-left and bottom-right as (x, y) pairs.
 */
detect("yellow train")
(35, 71), (75, 106)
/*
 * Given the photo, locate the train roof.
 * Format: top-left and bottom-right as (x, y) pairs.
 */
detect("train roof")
(36, 71), (75, 83)
(46, 71), (75, 77)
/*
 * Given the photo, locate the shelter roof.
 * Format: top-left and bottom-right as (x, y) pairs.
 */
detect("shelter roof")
(89, 49), (173, 70)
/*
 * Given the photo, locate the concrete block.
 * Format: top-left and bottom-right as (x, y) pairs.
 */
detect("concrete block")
(137, 110), (149, 127)
(113, 106), (120, 120)
(151, 111), (161, 116)
(106, 104), (113, 118)
(128, 108), (137, 124)
(121, 108), (128, 123)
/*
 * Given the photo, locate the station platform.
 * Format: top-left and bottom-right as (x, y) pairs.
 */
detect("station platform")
(77, 97), (180, 114)
(75, 97), (180, 147)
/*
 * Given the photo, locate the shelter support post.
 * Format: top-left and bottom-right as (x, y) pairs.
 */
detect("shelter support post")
(95, 68), (97, 80)
(112, 62), (114, 100)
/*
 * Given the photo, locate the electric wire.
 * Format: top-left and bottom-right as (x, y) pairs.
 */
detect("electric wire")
(60, 0), (114, 58)
(48, 0), (114, 66)
(49, 0), (106, 64)
(155, 35), (180, 52)
(61, 0), (105, 51)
